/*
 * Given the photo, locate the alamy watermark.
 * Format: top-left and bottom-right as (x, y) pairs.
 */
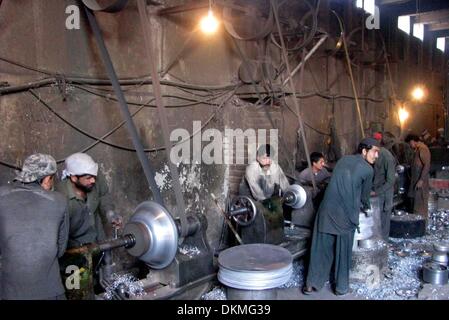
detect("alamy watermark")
(65, 265), (81, 290)
(169, 121), (279, 165)
(365, 6), (380, 30)
(65, 5), (80, 30)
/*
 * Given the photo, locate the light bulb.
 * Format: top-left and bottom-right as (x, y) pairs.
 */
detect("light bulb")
(411, 86), (425, 101)
(200, 9), (219, 35)
(398, 107), (409, 124)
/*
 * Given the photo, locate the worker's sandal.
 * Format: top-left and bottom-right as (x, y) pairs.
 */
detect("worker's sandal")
(302, 286), (314, 295)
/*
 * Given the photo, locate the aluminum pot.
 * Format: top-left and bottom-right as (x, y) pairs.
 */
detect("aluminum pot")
(431, 251), (449, 266)
(423, 262), (449, 285)
(433, 241), (449, 253)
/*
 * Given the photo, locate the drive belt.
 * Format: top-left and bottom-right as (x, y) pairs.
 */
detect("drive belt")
(136, 0), (188, 238)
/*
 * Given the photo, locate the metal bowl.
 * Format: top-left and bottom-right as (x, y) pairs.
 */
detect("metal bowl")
(431, 251), (449, 266)
(124, 201), (178, 269)
(434, 241), (449, 253)
(423, 262), (449, 285)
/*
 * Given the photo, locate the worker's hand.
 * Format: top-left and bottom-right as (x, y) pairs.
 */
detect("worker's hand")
(361, 204), (371, 217)
(107, 210), (123, 229)
(415, 180), (424, 190)
(111, 216), (123, 229)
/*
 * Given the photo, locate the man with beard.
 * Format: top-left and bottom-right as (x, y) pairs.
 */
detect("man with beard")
(302, 138), (379, 296)
(59, 153), (120, 248)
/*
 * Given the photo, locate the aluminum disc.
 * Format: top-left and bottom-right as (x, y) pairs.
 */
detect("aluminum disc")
(283, 184), (307, 209)
(217, 244), (293, 290)
(125, 201), (178, 269)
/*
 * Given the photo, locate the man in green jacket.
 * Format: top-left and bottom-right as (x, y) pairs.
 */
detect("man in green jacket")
(372, 132), (396, 240)
(59, 153), (121, 248)
(303, 138), (379, 296)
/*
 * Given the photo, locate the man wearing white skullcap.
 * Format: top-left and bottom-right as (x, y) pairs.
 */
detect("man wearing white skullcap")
(58, 153), (121, 248)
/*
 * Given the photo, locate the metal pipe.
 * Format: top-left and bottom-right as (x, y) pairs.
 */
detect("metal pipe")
(96, 234), (136, 252)
(83, 5), (164, 204)
(282, 35), (328, 87)
(229, 207), (250, 217)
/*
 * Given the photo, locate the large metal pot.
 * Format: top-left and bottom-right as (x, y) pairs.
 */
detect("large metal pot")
(423, 262), (449, 285)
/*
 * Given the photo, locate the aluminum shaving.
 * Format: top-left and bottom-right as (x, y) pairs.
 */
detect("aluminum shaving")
(279, 261), (305, 289)
(179, 245), (201, 257)
(201, 286), (227, 300)
(103, 273), (145, 300)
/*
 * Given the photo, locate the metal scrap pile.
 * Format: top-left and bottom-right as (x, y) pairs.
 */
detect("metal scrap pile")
(103, 273), (145, 300)
(429, 210), (449, 231)
(201, 286), (227, 300)
(179, 245), (201, 257)
(350, 230), (449, 300)
(279, 261), (305, 289)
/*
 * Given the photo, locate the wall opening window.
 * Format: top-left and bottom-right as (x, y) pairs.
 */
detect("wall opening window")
(437, 37), (445, 52)
(398, 16), (411, 34)
(413, 23), (424, 41)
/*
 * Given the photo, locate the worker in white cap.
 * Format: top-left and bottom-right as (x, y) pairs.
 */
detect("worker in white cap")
(58, 153), (121, 248)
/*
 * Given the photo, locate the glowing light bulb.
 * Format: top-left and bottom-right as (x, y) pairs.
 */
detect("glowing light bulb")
(398, 107), (409, 124)
(200, 9), (219, 35)
(411, 86), (425, 101)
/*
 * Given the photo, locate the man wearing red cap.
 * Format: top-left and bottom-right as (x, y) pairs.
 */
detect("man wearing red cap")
(371, 132), (396, 240)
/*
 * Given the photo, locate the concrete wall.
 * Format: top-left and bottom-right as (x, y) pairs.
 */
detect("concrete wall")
(0, 0), (446, 253)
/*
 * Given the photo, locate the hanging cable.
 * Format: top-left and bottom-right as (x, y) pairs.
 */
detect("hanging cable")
(331, 10), (365, 138)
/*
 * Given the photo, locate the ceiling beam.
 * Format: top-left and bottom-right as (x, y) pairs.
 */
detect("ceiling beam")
(411, 10), (449, 24)
(379, 0), (412, 5)
(428, 22), (449, 31)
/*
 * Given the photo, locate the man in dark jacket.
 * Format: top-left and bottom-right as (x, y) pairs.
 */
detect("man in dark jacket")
(303, 138), (379, 296)
(372, 132), (396, 240)
(0, 153), (69, 299)
(405, 134), (431, 220)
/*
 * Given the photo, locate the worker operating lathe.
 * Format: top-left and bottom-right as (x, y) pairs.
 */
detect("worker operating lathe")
(0, 153), (69, 299)
(239, 144), (290, 201)
(58, 153), (121, 248)
(303, 138), (379, 296)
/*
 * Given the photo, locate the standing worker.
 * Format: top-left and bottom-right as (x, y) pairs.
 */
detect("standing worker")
(0, 153), (69, 299)
(59, 153), (121, 248)
(303, 138), (379, 296)
(372, 132), (396, 240)
(405, 134), (431, 221)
